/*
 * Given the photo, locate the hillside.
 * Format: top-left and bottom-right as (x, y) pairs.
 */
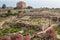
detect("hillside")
(0, 8), (60, 40)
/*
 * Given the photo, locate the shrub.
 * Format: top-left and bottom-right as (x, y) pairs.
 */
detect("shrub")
(54, 27), (60, 34)
(1, 28), (9, 36)
(2, 28), (9, 33)
(5, 10), (12, 17)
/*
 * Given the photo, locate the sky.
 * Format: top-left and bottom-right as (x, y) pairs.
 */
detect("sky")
(0, 0), (60, 8)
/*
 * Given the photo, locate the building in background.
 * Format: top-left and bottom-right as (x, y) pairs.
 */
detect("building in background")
(16, 1), (26, 9)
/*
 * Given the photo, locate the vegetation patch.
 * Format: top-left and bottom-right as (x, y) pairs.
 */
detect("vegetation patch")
(0, 22), (38, 36)
(54, 27), (60, 35)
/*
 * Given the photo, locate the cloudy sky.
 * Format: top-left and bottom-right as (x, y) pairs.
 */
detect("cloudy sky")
(0, 0), (60, 8)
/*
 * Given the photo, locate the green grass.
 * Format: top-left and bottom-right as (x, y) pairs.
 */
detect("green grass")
(9, 28), (21, 33)
(2, 28), (9, 33)
(0, 17), (5, 22)
(0, 28), (9, 36)
(31, 18), (41, 24)
(27, 27), (36, 31)
(0, 21), (39, 36)
(54, 27), (60, 35)
(0, 27), (22, 36)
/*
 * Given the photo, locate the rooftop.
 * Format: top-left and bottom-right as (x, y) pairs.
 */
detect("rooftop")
(17, 1), (26, 5)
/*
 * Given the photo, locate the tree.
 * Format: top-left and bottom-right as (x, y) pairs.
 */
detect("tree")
(5, 10), (12, 16)
(27, 6), (33, 9)
(7, 10), (11, 13)
(2, 4), (6, 9)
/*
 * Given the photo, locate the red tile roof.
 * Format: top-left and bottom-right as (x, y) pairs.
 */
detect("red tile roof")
(17, 1), (26, 5)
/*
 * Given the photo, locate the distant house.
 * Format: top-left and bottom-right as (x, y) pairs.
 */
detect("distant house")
(17, 1), (26, 9)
